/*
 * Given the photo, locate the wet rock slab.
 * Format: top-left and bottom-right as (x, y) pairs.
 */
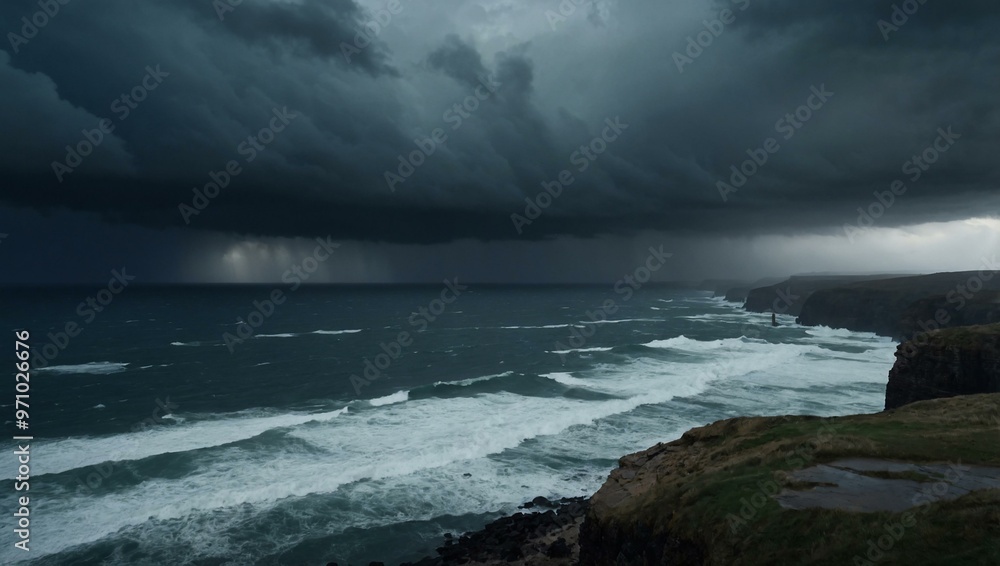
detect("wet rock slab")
(776, 457), (1000, 512)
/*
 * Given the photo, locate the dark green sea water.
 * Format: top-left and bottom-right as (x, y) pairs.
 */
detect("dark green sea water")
(1, 286), (894, 564)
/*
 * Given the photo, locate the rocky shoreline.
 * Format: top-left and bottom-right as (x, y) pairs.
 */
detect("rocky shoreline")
(397, 497), (588, 566)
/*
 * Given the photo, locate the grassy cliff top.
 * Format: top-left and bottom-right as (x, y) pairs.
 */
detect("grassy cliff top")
(589, 393), (1000, 565)
(925, 323), (1000, 348)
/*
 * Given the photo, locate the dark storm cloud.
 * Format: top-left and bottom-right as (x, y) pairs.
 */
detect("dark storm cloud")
(171, 0), (398, 76)
(428, 34), (487, 86)
(0, 0), (998, 245)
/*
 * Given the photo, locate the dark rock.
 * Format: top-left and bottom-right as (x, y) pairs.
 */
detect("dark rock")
(744, 274), (904, 315)
(547, 537), (571, 558)
(725, 287), (749, 303)
(885, 323), (1000, 410)
(500, 543), (523, 561)
(796, 272), (1000, 338)
(411, 497), (588, 564)
(898, 292), (1000, 338)
(531, 495), (552, 508)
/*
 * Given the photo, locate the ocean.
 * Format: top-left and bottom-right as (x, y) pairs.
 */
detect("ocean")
(1, 285), (896, 565)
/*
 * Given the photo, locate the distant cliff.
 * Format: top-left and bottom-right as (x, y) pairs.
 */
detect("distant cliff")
(742, 275), (903, 315)
(884, 323), (1000, 410)
(797, 272), (1000, 339)
(724, 287), (749, 303)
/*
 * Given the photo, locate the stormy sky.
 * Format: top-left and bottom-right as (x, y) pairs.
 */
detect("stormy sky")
(1, 0), (998, 284)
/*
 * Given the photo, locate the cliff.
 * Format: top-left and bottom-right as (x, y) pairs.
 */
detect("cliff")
(796, 272), (1000, 339)
(409, 319), (1000, 566)
(719, 277), (783, 303)
(742, 275), (904, 315)
(413, 394), (1000, 566)
(884, 323), (1000, 410)
(579, 393), (1000, 565)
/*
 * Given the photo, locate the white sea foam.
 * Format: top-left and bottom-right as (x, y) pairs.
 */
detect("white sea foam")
(541, 372), (593, 387)
(13, 369), (718, 558)
(22, 407), (349, 479)
(311, 329), (363, 335)
(250, 330), (363, 340)
(582, 318), (660, 325)
(432, 371), (513, 387)
(35, 362), (129, 375)
(804, 326), (888, 342)
(548, 347), (614, 355)
(369, 390), (409, 406)
(500, 324), (583, 329)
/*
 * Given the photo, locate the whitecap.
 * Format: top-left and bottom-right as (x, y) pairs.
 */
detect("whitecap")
(35, 362), (129, 375)
(432, 371), (514, 387)
(310, 329), (363, 335)
(499, 324), (583, 329)
(548, 347), (614, 355)
(369, 390), (409, 407)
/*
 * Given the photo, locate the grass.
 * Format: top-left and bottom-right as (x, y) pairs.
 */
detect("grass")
(590, 393), (1000, 565)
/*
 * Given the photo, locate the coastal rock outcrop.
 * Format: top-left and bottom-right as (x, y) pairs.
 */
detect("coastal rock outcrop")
(413, 322), (1000, 565)
(415, 393), (1000, 565)
(884, 323), (1000, 410)
(796, 271), (1000, 338)
(577, 394), (1000, 565)
(742, 275), (902, 316)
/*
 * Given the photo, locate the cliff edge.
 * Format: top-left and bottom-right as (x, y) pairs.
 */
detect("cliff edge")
(796, 271), (1000, 338)
(580, 393), (1000, 565)
(885, 323), (1000, 410)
